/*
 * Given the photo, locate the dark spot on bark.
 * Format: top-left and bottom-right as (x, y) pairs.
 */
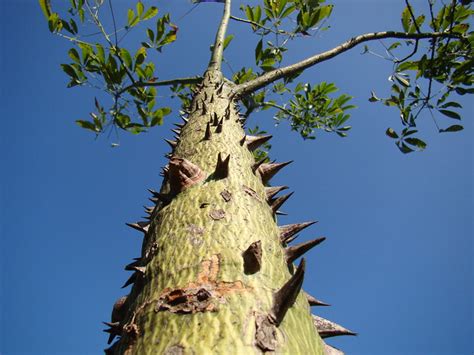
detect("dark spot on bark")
(155, 287), (216, 314)
(200, 203), (210, 208)
(220, 189), (232, 202)
(209, 209), (225, 220)
(242, 241), (262, 275)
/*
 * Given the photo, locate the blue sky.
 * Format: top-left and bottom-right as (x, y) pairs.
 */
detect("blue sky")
(1, 1), (472, 354)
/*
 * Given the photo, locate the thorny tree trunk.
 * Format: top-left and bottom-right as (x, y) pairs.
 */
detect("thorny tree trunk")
(104, 1), (354, 354)
(107, 70), (330, 354)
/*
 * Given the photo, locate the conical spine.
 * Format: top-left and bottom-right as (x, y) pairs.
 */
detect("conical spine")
(285, 237), (326, 263)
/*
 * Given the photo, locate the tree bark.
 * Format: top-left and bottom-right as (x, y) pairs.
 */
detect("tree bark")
(109, 70), (325, 354)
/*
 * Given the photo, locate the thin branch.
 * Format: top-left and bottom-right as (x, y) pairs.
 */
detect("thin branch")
(233, 30), (463, 97)
(230, 15), (290, 36)
(404, 0), (421, 34)
(208, 0), (232, 72)
(117, 77), (203, 96)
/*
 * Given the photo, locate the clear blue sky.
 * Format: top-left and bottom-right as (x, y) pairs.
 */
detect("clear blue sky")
(1, 1), (472, 354)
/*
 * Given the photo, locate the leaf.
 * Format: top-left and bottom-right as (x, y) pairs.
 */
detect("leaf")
(385, 128), (399, 139)
(223, 35), (234, 50)
(76, 120), (98, 132)
(119, 48), (133, 69)
(401, 7), (411, 32)
(439, 125), (463, 133)
(439, 101), (462, 109)
(68, 48), (81, 64)
(39, 0), (52, 19)
(368, 91), (380, 102)
(136, 2), (144, 18)
(405, 137), (427, 150)
(439, 109), (461, 120)
(142, 6), (158, 20)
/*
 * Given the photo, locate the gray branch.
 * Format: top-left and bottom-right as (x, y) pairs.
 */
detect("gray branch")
(233, 31), (463, 97)
(208, 0), (232, 72)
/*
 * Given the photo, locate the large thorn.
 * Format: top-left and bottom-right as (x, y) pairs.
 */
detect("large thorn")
(279, 221), (317, 244)
(103, 321), (121, 344)
(124, 258), (142, 271)
(285, 237), (325, 263)
(171, 128), (181, 135)
(204, 122), (212, 140)
(304, 291), (330, 307)
(215, 117), (224, 133)
(245, 135), (272, 152)
(121, 272), (137, 289)
(148, 190), (171, 205)
(168, 157), (205, 194)
(252, 158), (267, 173)
(258, 161), (293, 184)
(165, 139), (177, 149)
(270, 192), (294, 214)
(265, 186), (289, 200)
(323, 343), (344, 355)
(111, 295), (128, 323)
(125, 221), (149, 234)
(214, 153), (230, 180)
(212, 112), (219, 126)
(270, 258), (305, 326)
(312, 315), (357, 338)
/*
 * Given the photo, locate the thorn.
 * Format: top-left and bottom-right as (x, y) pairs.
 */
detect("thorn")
(252, 157), (267, 173)
(215, 118), (223, 133)
(103, 321), (121, 344)
(180, 115), (188, 123)
(121, 272), (137, 289)
(214, 153), (230, 180)
(173, 123), (184, 129)
(125, 221), (149, 234)
(239, 135), (246, 146)
(212, 112), (219, 126)
(265, 186), (289, 200)
(258, 161), (293, 184)
(171, 129), (181, 135)
(279, 221), (317, 244)
(242, 240), (262, 275)
(173, 135), (180, 141)
(305, 292), (330, 307)
(124, 258), (143, 271)
(104, 341), (120, 355)
(168, 157), (205, 194)
(165, 139), (177, 149)
(275, 210), (288, 216)
(245, 135), (272, 151)
(312, 315), (357, 338)
(285, 237), (326, 263)
(164, 153), (172, 159)
(202, 103), (207, 115)
(210, 94), (214, 103)
(144, 205), (154, 214)
(270, 192), (294, 214)
(204, 122), (212, 140)
(270, 258), (306, 326)
(111, 295), (128, 323)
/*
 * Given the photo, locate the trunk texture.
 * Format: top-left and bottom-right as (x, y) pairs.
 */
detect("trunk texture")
(109, 71), (324, 354)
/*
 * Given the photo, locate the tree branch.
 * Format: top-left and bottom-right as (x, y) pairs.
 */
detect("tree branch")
(117, 77), (203, 96)
(230, 15), (291, 36)
(208, 0), (232, 72)
(233, 30), (463, 97)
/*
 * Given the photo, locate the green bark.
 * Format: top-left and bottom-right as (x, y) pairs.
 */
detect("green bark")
(111, 71), (324, 354)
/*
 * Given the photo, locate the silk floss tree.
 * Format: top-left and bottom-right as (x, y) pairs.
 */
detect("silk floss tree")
(40, 0), (473, 353)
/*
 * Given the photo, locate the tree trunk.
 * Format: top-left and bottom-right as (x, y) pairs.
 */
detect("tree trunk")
(107, 70), (325, 354)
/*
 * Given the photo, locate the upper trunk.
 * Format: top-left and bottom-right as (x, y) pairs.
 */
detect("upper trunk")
(109, 70), (325, 354)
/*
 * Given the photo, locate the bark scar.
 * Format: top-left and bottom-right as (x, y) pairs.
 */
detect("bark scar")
(155, 254), (250, 314)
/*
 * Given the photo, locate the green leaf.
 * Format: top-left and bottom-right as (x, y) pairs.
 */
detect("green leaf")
(405, 137), (427, 150)
(136, 2), (144, 18)
(68, 48), (81, 64)
(39, 0), (52, 19)
(119, 48), (133, 69)
(439, 109), (461, 120)
(401, 7), (411, 32)
(439, 125), (463, 133)
(385, 128), (399, 139)
(223, 35), (234, 50)
(76, 120), (98, 132)
(439, 102), (462, 109)
(142, 6), (158, 21)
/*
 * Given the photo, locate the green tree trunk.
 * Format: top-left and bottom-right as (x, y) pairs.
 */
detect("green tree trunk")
(108, 70), (325, 354)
